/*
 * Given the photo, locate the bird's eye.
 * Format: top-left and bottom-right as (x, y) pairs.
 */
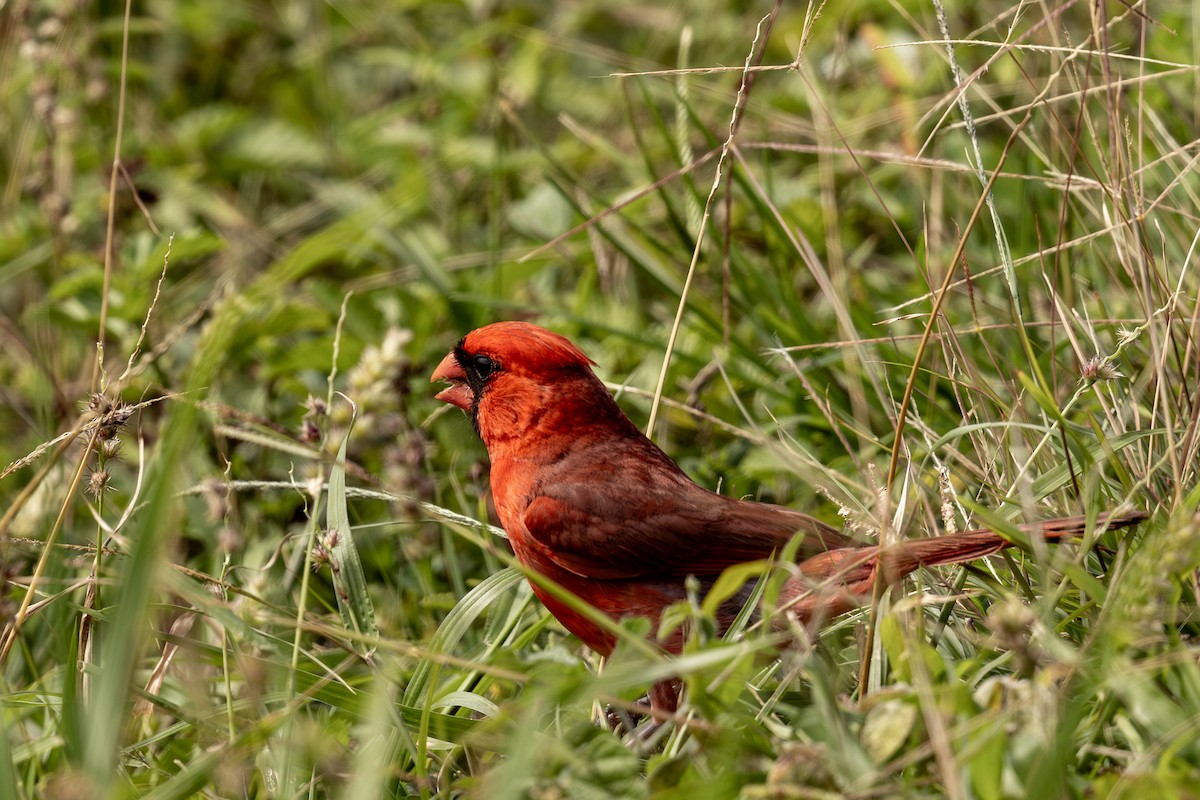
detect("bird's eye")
(471, 354), (498, 379)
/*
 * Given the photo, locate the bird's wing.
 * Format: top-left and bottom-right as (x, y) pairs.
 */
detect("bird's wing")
(519, 471), (853, 581)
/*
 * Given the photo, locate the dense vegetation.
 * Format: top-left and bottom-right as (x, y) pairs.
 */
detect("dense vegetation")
(3, 1), (1199, 797)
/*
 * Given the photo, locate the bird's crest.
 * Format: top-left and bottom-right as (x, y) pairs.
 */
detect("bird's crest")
(460, 321), (597, 373)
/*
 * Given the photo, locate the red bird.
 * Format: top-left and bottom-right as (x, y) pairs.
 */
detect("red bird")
(431, 321), (1145, 711)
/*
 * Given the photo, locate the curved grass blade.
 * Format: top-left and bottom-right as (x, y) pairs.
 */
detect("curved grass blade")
(327, 413), (379, 655)
(402, 567), (524, 707)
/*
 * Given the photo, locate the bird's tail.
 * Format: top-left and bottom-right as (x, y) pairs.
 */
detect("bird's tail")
(779, 508), (1148, 624)
(883, 508), (1148, 575)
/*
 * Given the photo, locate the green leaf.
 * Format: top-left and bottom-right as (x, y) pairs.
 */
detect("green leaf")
(701, 559), (771, 618)
(861, 698), (918, 763)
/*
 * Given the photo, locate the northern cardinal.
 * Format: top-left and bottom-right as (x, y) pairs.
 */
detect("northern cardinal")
(431, 321), (1145, 711)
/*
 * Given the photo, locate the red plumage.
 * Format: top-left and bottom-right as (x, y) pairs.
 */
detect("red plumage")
(431, 321), (1145, 711)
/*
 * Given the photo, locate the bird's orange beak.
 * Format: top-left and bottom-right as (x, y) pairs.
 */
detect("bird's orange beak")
(431, 351), (474, 411)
